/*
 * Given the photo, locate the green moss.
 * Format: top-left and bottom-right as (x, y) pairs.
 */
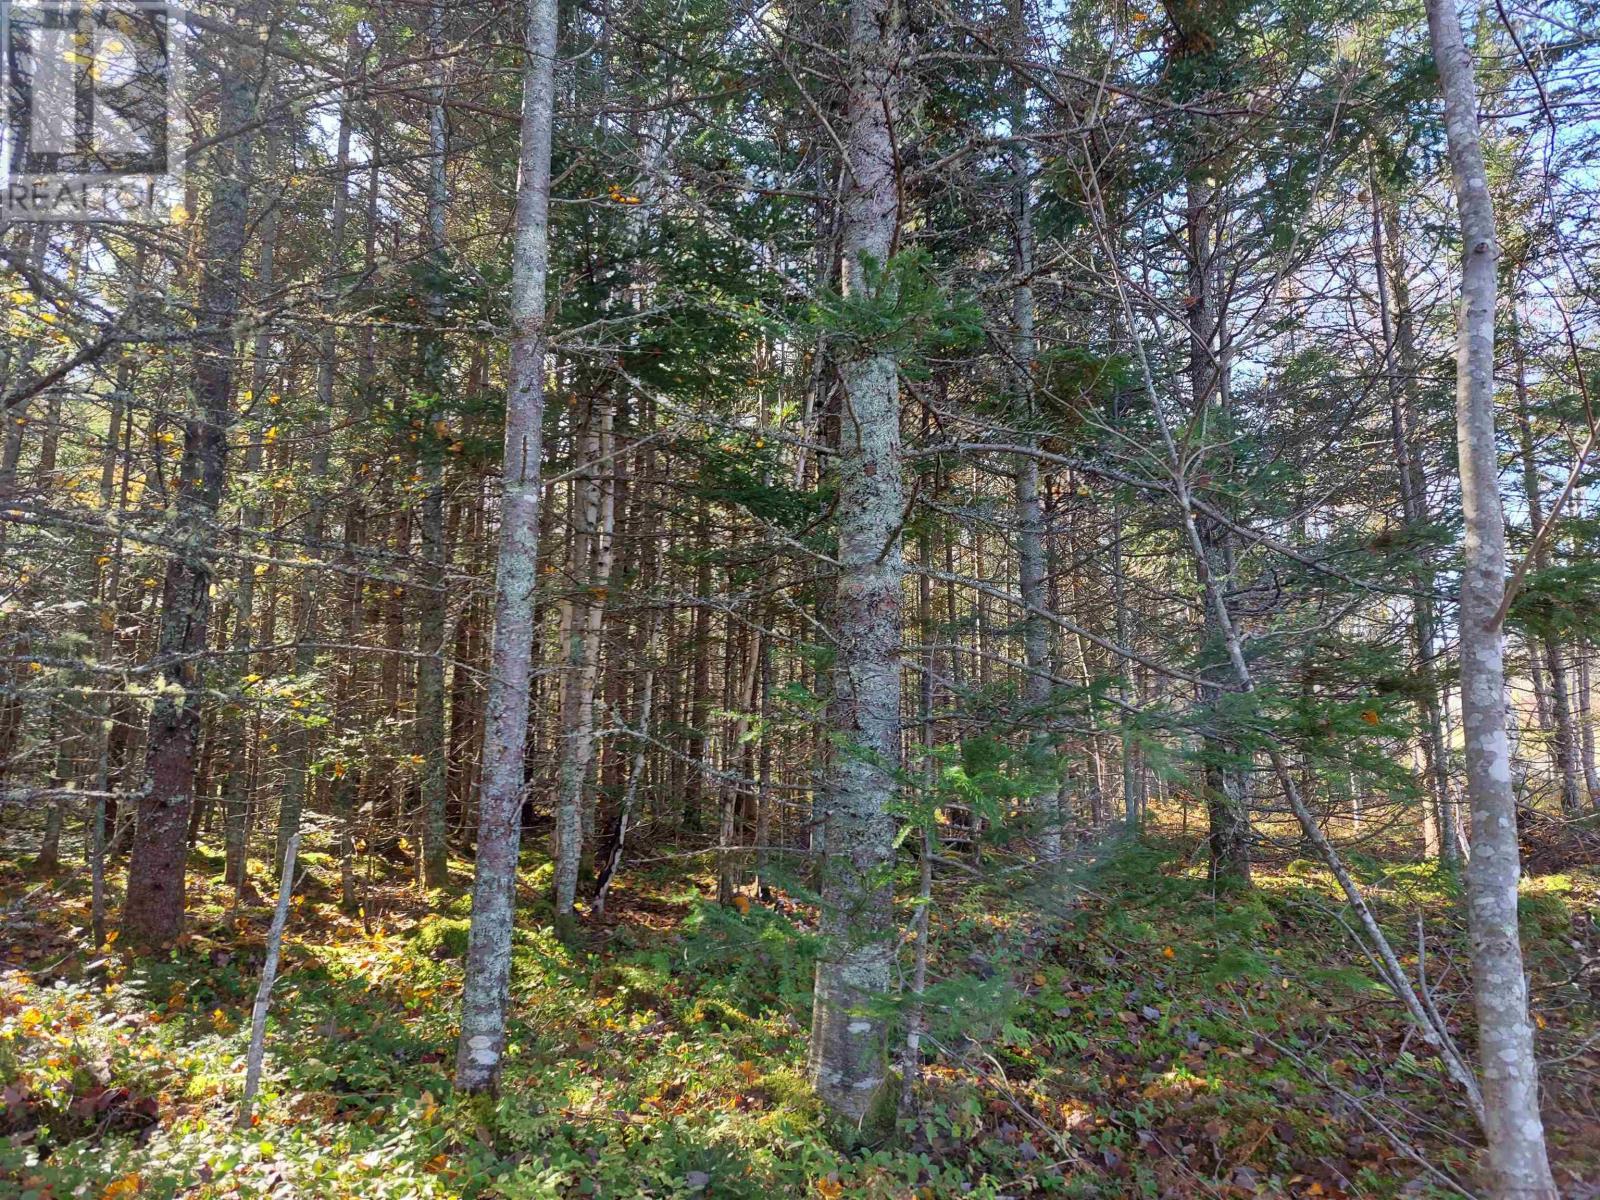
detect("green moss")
(412, 914), (471, 958)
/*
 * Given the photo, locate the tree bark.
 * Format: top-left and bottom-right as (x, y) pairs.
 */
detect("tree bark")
(418, 0), (453, 888)
(807, 0), (903, 1123)
(122, 14), (264, 948)
(278, 52), (355, 866)
(1426, 2), (1558, 1194)
(453, 0), (557, 1094)
(553, 399), (616, 920)
(1509, 303), (1583, 815)
(1371, 170), (1459, 861)
(1007, 0), (1057, 862)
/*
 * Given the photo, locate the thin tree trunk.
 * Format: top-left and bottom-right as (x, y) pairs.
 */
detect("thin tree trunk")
(277, 55), (355, 865)
(418, 0), (453, 887)
(594, 615), (656, 915)
(454, 0), (557, 1093)
(554, 400), (616, 921)
(807, 0), (903, 1123)
(1426, 2), (1557, 1193)
(1371, 168), (1457, 861)
(1510, 303), (1583, 815)
(1579, 650), (1599, 801)
(1008, 0), (1057, 862)
(237, 832), (299, 1129)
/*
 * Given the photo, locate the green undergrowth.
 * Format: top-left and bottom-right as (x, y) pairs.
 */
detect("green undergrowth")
(0, 830), (1594, 1198)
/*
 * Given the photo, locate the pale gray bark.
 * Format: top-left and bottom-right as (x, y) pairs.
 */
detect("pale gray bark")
(1426, 2), (1558, 1193)
(1510, 306), (1583, 815)
(902, 489), (937, 1109)
(454, 0), (557, 1094)
(553, 400), (615, 920)
(807, 0), (904, 1124)
(1008, 0), (1056, 862)
(0, 227), (51, 490)
(237, 832), (299, 1130)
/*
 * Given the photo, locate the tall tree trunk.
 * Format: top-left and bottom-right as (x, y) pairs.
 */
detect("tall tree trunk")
(277, 54), (355, 865)
(682, 499), (713, 830)
(1008, 0), (1057, 862)
(1165, 3), (1250, 886)
(807, 0), (903, 1123)
(122, 15), (264, 948)
(1426, 3), (1557, 1194)
(417, 0), (453, 887)
(1371, 170), (1459, 861)
(1510, 303), (1583, 815)
(1188, 181), (1249, 887)
(1579, 650), (1599, 801)
(553, 400), (615, 921)
(453, 0), (557, 1093)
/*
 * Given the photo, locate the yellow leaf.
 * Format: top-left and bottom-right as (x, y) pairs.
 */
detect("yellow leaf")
(1162, 946), (1175, 959)
(102, 1173), (142, 1198)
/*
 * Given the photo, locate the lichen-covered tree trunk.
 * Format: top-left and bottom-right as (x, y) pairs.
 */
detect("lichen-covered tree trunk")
(1425, 2), (1557, 1194)
(122, 14), (264, 948)
(806, 0), (903, 1124)
(454, 0), (557, 1094)
(553, 400), (615, 922)
(1007, 0), (1057, 862)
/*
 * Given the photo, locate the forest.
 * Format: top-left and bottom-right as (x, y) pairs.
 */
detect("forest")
(0, 0), (1598, 1195)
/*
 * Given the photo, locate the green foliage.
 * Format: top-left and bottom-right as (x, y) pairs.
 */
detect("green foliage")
(807, 250), (983, 369)
(4, 832), (1595, 1199)
(675, 900), (821, 1018)
(1508, 560), (1600, 640)
(685, 433), (823, 532)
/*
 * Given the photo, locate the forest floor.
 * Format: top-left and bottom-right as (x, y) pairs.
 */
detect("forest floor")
(0, 815), (1596, 1200)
